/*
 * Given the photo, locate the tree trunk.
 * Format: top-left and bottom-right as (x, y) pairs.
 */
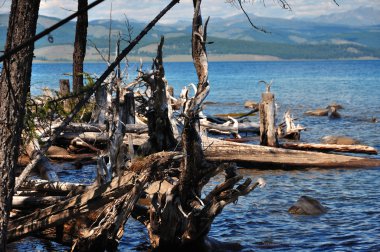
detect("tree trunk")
(0, 0), (40, 249)
(73, 0), (88, 95)
(141, 36), (178, 155)
(259, 90), (278, 147)
(59, 79), (71, 112)
(135, 1), (259, 249)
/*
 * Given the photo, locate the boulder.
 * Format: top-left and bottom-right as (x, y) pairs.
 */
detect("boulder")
(244, 100), (258, 109)
(46, 145), (70, 156)
(326, 103), (344, 110)
(321, 136), (359, 145)
(304, 108), (329, 116)
(288, 195), (327, 215)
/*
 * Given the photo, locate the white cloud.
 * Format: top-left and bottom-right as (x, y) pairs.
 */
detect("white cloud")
(0, 0), (379, 23)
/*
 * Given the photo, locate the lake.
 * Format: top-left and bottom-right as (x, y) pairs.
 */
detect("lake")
(9, 60), (380, 251)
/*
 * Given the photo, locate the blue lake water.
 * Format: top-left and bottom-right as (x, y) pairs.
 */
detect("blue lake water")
(9, 60), (380, 251)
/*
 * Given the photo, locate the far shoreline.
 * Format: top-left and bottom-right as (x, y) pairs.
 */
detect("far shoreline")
(33, 54), (380, 64)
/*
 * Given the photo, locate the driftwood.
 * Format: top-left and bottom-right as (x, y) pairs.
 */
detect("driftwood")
(70, 137), (101, 153)
(259, 82), (278, 147)
(13, 0), (180, 199)
(12, 195), (65, 209)
(15, 140), (59, 191)
(281, 142), (378, 155)
(8, 169), (147, 242)
(132, 2), (261, 249)
(57, 123), (105, 133)
(19, 179), (87, 194)
(201, 119), (259, 136)
(47, 153), (96, 161)
(140, 36), (178, 155)
(278, 110), (305, 140)
(57, 125), (148, 143)
(59, 79), (71, 112)
(305, 108), (328, 116)
(203, 137), (380, 169)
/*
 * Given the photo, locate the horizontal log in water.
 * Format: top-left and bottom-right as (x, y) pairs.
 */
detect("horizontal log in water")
(203, 137), (380, 169)
(281, 142), (378, 155)
(12, 196), (65, 209)
(7, 171), (139, 242)
(19, 179), (87, 194)
(201, 120), (259, 134)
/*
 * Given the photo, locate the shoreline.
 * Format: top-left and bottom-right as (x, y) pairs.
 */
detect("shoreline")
(33, 55), (380, 64)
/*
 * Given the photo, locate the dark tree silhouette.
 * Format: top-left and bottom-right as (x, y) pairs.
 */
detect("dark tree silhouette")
(0, 0), (40, 249)
(73, 0), (88, 95)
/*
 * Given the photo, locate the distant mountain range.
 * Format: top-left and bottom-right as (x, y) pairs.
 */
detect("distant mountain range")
(1, 6), (380, 61)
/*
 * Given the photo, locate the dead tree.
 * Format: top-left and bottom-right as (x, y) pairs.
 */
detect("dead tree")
(0, 0), (41, 249)
(13, 0), (180, 190)
(135, 0), (261, 249)
(139, 36), (178, 155)
(73, 0), (88, 95)
(259, 81), (278, 147)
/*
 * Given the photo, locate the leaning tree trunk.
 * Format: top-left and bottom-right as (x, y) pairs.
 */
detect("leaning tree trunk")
(0, 0), (40, 249)
(138, 0), (260, 249)
(73, 0), (88, 95)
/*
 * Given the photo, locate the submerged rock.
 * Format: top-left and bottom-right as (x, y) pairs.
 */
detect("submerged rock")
(288, 195), (327, 215)
(326, 103), (344, 110)
(304, 108), (329, 116)
(321, 135), (359, 145)
(328, 106), (341, 119)
(181, 236), (243, 252)
(46, 145), (70, 156)
(244, 100), (258, 109)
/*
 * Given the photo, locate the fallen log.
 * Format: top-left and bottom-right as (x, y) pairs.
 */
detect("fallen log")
(15, 140), (59, 191)
(8, 151), (179, 243)
(47, 153), (97, 161)
(12, 195), (65, 209)
(305, 108), (329, 116)
(203, 137), (380, 169)
(8, 170), (139, 242)
(57, 132), (109, 144)
(57, 125), (148, 143)
(19, 179), (87, 194)
(201, 120), (259, 134)
(281, 142), (378, 155)
(277, 110), (305, 140)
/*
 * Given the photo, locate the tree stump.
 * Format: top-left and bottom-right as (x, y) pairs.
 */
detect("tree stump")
(259, 90), (278, 147)
(59, 79), (71, 112)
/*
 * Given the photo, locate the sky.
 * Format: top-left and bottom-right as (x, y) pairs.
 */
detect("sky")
(0, 0), (379, 24)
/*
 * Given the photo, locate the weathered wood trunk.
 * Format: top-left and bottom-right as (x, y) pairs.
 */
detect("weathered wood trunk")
(123, 91), (136, 125)
(73, 0), (88, 95)
(23, 139), (59, 183)
(203, 137), (380, 169)
(7, 169), (149, 243)
(141, 36), (178, 155)
(59, 79), (71, 112)
(136, 1), (260, 249)
(90, 84), (109, 125)
(259, 89), (278, 147)
(281, 142), (378, 155)
(0, 0), (40, 248)
(277, 110), (305, 140)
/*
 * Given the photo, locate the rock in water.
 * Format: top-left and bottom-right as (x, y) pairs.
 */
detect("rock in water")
(288, 196), (327, 215)
(244, 100), (258, 109)
(304, 108), (329, 116)
(321, 135), (359, 145)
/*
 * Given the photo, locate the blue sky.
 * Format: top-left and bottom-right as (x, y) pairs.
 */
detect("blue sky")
(0, 0), (379, 24)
